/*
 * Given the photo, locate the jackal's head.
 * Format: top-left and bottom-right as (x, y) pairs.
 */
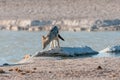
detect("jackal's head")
(42, 35), (49, 49)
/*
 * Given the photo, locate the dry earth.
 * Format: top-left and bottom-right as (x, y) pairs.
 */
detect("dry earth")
(0, 0), (120, 20)
(0, 57), (120, 80)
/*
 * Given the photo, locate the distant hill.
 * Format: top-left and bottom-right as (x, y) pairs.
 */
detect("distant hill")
(0, 0), (120, 20)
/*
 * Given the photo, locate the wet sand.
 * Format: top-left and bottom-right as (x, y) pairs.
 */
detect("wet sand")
(0, 57), (120, 80)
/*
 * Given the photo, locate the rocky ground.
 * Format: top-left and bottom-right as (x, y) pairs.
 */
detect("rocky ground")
(0, 0), (120, 20)
(0, 0), (120, 31)
(0, 57), (120, 80)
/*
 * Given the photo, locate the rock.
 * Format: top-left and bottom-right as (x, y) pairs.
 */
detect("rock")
(97, 66), (102, 70)
(9, 69), (13, 71)
(28, 27), (41, 31)
(25, 70), (31, 73)
(3, 63), (9, 66)
(20, 72), (26, 75)
(34, 46), (98, 57)
(11, 26), (19, 31)
(6, 25), (12, 30)
(33, 68), (37, 70)
(14, 67), (19, 71)
(0, 68), (5, 73)
(17, 20), (31, 27)
(100, 45), (120, 53)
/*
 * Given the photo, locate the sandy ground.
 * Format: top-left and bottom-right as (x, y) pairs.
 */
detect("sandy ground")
(0, 57), (120, 80)
(0, 0), (120, 20)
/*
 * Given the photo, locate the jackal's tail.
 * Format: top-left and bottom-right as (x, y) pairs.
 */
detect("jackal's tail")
(58, 34), (65, 41)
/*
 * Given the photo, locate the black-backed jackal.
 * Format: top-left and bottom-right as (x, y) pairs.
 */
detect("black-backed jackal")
(42, 26), (64, 49)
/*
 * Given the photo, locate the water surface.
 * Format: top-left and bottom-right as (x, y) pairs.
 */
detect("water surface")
(0, 31), (120, 64)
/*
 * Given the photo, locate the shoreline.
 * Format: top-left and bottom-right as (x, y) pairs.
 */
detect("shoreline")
(0, 57), (120, 80)
(0, 19), (120, 32)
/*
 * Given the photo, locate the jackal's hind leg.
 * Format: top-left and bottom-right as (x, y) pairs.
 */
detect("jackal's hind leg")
(57, 38), (60, 48)
(52, 40), (59, 49)
(53, 40), (58, 48)
(54, 40), (57, 48)
(49, 41), (54, 50)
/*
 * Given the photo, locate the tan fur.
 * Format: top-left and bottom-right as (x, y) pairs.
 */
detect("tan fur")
(42, 36), (49, 49)
(41, 26), (64, 49)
